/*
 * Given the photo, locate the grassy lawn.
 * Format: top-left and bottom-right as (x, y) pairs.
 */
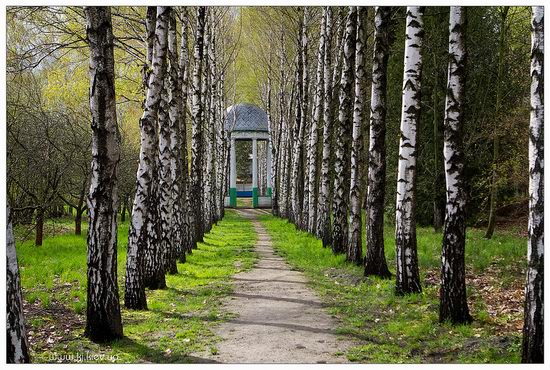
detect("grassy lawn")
(16, 210), (257, 363)
(259, 213), (526, 363)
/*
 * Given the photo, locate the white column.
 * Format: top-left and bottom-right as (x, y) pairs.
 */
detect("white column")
(252, 138), (258, 189)
(266, 139), (272, 193)
(230, 137), (237, 189)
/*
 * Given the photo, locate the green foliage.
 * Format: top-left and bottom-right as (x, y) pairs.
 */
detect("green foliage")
(17, 210), (258, 363)
(259, 213), (525, 363)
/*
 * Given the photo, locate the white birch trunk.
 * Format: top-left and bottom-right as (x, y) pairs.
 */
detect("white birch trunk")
(306, 8), (327, 234)
(179, 7), (193, 256)
(190, 7), (206, 244)
(166, 9), (181, 274)
(332, 7), (356, 254)
(7, 206), (31, 363)
(347, 6), (368, 264)
(395, 6), (424, 295)
(290, 18), (306, 225)
(84, 6), (124, 340)
(439, 6), (471, 323)
(316, 7), (333, 244)
(125, 6), (169, 307)
(521, 6), (544, 363)
(364, 6), (393, 278)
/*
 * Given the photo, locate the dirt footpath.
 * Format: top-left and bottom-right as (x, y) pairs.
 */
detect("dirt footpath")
(197, 209), (353, 363)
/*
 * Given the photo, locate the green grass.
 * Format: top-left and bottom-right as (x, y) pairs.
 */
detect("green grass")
(236, 197), (253, 208)
(258, 213), (526, 363)
(17, 210), (257, 363)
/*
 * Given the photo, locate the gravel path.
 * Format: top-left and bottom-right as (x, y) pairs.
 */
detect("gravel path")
(198, 209), (352, 363)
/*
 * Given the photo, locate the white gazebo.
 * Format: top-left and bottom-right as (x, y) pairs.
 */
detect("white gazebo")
(225, 103), (272, 208)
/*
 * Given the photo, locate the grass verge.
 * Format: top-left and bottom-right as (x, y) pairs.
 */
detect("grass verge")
(258, 213), (525, 363)
(16, 210), (257, 363)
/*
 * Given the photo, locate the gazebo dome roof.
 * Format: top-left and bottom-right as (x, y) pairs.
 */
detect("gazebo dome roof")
(225, 103), (269, 132)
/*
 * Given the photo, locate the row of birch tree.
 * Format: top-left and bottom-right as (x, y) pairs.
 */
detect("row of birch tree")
(266, 6), (543, 363)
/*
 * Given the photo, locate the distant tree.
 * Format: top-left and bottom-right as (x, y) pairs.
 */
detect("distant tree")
(6, 78), (65, 246)
(364, 6), (394, 279)
(439, 6), (472, 324)
(332, 7), (356, 255)
(57, 110), (92, 236)
(485, 6), (510, 239)
(395, 6), (424, 295)
(521, 5), (544, 364)
(6, 206), (31, 363)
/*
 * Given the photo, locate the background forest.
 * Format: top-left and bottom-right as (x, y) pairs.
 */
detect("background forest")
(7, 7), (531, 233)
(5, 5), (542, 365)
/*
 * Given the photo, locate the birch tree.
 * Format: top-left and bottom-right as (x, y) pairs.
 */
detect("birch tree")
(332, 7), (356, 254)
(439, 6), (471, 323)
(179, 7), (193, 257)
(165, 9), (181, 274)
(7, 206), (30, 363)
(190, 7), (206, 244)
(157, 42), (173, 277)
(125, 6), (169, 308)
(306, 8), (327, 234)
(364, 6), (394, 278)
(521, 6), (544, 363)
(142, 7), (169, 290)
(316, 7), (335, 245)
(347, 7), (367, 264)
(290, 9), (307, 227)
(299, 9), (310, 231)
(83, 6), (123, 340)
(395, 6), (424, 295)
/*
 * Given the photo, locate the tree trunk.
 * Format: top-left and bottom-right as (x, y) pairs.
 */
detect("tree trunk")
(142, 7), (169, 291)
(35, 207), (44, 246)
(166, 9), (183, 273)
(203, 22), (215, 231)
(190, 7), (206, 245)
(364, 6), (393, 278)
(306, 8), (327, 234)
(290, 10), (307, 227)
(274, 26), (287, 218)
(521, 6), (544, 363)
(485, 6), (509, 240)
(179, 7), (192, 258)
(332, 7), (356, 255)
(347, 6), (367, 265)
(439, 6), (472, 324)
(395, 6), (424, 295)
(299, 8), (310, 231)
(316, 7), (334, 246)
(125, 6), (169, 309)
(121, 196), (127, 222)
(75, 210), (82, 236)
(83, 6), (124, 341)
(432, 26), (444, 233)
(159, 8), (178, 276)
(7, 206), (31, 363)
